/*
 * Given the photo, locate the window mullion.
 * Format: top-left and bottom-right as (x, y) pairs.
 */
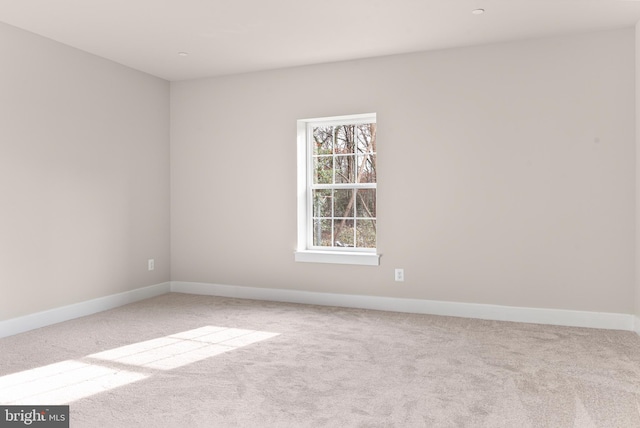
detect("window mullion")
(311, 183), (376, 190)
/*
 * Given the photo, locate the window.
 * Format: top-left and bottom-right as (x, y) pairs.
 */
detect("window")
(295, 113), (380, 266)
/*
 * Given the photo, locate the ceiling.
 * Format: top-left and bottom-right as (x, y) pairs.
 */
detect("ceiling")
(1, 0), (640, 81)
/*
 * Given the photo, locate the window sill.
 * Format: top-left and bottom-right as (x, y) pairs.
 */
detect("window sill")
(294, 250), (380, 266)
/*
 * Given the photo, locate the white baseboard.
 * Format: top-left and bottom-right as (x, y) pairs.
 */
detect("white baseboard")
(171, 281), (636, 332)
(2, 281), (636, 338)
(0, 282), (171, 339)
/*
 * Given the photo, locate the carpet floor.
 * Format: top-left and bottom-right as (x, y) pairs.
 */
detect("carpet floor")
(0, 292), (639, 427)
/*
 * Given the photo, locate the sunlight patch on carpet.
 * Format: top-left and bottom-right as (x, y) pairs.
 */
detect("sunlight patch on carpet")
(88, 326), (280, 370)
(0, 326), (279, 404)
(0, 360), (147, 405)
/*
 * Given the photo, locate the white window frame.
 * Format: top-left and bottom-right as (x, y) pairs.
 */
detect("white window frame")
(295, 113), (380, 266)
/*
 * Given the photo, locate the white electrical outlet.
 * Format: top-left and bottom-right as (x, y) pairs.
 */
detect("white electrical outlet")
(148, 259), (155, 271)
(395, 268), (404, 282)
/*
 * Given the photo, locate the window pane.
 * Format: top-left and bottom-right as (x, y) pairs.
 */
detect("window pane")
(356, 153), (376, 183)
(334, 155), (355, 183)
(313, 219), (332, 246)
(333, 189), (354, 218)
(313, 126), (333, 155)
(356, 189), (376, 218)
(313, 156), (333, 184)
(355, 220), (376, 248)
(334, 219), (355, 247)
(356, 123), (375, 153)
(312, 189), (332, 217)
(335, 125), (355, 155)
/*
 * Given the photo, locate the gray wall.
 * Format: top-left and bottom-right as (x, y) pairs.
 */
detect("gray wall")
(171, 28), (636, 314)
(0, 23), (171, 320)
(637, 22), (640, 325)
(1, 21), (636, 322)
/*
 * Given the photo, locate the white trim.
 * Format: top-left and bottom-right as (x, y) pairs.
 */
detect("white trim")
(2, 281), (634, 339)
(294, 250), (380, 266)
(170, 281), (635, 332)
(0, 283), (171, 339)
(296, 113), (379, 263)
(296, 119), (308, 252)
(299, 113), (377, 126)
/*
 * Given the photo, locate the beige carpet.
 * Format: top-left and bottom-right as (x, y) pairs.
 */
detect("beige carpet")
(0, 292), (639, 427)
